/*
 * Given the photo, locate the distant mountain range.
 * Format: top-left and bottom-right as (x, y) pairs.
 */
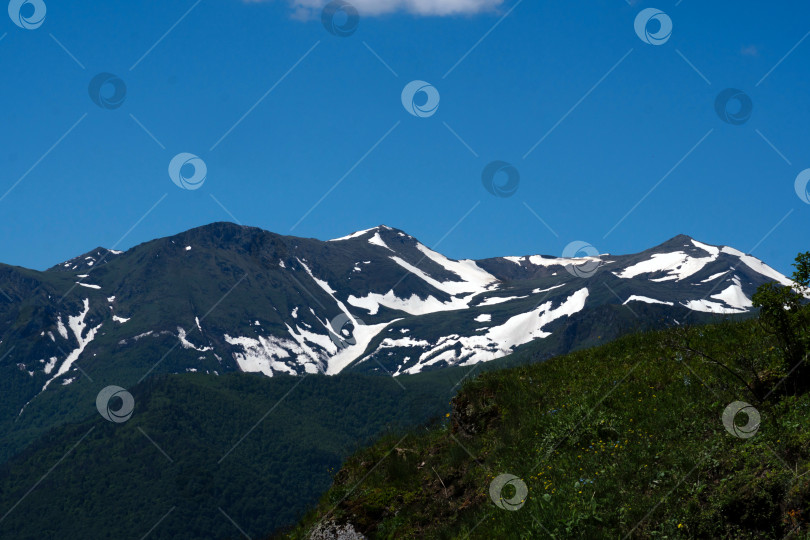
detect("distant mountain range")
(0, 222), (791, 459)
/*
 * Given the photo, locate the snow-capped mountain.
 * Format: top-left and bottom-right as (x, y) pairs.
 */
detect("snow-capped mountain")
(0, 223), (793, 433)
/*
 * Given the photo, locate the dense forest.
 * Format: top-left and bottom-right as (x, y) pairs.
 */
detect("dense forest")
(0, 369), (468, 538)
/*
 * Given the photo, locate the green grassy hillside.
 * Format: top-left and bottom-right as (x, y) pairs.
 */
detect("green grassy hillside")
(288, 316), (810, 539)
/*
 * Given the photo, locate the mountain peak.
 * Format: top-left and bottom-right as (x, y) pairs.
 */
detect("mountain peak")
(328, 224), (409, 242)
(668, 233), (695, 242)
(648, 234), (708, 254)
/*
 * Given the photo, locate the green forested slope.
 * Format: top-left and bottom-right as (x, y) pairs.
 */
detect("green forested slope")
(0, 369), (466, 539)
(289, 317), (810, 539)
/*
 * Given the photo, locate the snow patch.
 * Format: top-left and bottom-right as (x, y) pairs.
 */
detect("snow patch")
(76, 282), (101, 290)
(42, 299), (102, 392)
(298, 259), (337, 295)
(721, 246), (793, 287)
(682, 299), (746, 314)
(43, 356), (58, 375)
(623, 295), (674, 306)
(348, 290), (469, 316)
(368, 232), (394, 251)
(532, 283), (566, 294)
(709, 277), (753, 310)
(297, 258), (399, 374)
(329, 227), (377, 242)
(327, 320), (398, 375)
(414, 243), (498, 294)
(224, 334), (299, 377)
(477, 295), (527, 306)
(56, 316), (68, 339)
(506, 254), (607, 267)
(177, 327), (212, 351)
(691, 239), (720, 256)
(700, 271), (728, 283)
(400, 288), (589, 374)
(615, 248), (717, 282)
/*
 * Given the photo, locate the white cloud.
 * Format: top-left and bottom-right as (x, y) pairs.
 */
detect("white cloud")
(248, 0), (506, 18)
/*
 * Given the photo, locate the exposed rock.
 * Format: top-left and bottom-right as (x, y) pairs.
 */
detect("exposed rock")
(308, 519), (366, 540)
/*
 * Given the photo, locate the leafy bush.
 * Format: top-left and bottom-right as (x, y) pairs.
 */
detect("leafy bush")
(753, 252), (810, 395)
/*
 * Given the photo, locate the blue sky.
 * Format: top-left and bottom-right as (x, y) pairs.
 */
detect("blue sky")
(1, 0), (808, 275)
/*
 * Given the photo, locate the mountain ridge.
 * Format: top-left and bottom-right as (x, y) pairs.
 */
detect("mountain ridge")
(41, 223), (740, 273)
(0, 222), (792, 462)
